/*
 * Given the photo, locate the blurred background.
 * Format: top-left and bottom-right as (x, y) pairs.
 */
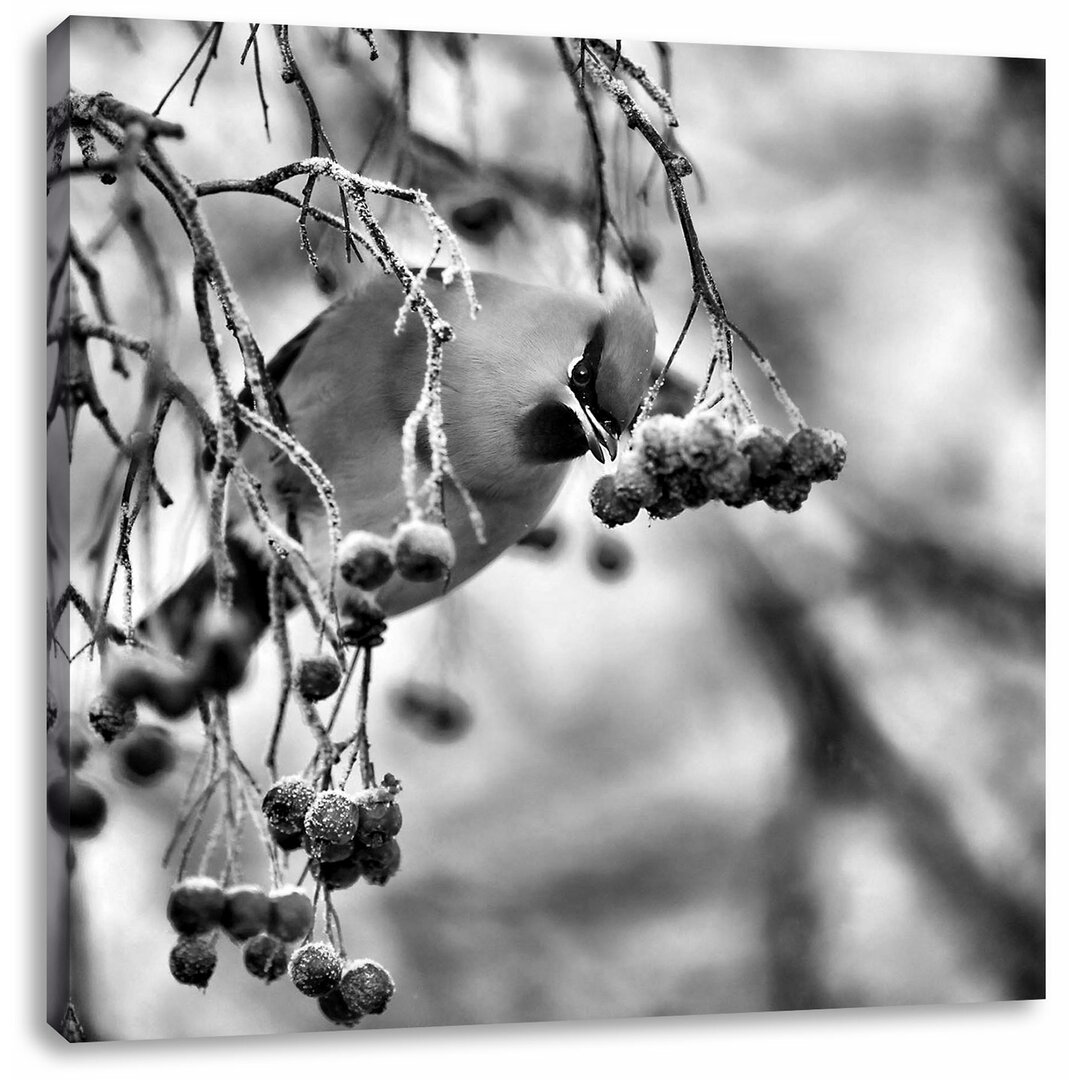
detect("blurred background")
(48, 18), (1044, 1040)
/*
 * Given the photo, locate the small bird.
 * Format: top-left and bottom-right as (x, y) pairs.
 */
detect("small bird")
(145, 270), (656, 655)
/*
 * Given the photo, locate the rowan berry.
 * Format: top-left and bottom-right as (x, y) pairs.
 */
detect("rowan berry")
(392, 521), (456, 583)
(46, 775), (107, 838)
(268, 885), (314, 942)
(289, 942), (344, 998)
(167, 876), (225, 935)
(589, 474), (640, 527)
(88, 692), (137, 744)
(169, 935), (216, 989)
(262, 775), (316, 836)
(243, 932), (288, 983)
(339, 959), (395, 1016)
(295, 656), (343, 702)
(222, 884), (271, 941)
(304, 790), (360, 846)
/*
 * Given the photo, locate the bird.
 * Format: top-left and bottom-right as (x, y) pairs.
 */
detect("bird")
(142, 269), (657, 658)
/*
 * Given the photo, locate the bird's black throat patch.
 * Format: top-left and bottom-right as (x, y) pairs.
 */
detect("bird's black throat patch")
(516, 400), (588, 463)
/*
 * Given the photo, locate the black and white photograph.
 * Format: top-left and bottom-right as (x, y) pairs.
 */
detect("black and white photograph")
(44, 9), (1048, 1052)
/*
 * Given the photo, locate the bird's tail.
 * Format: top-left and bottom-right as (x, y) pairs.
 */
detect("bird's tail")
(136, 534), (273, 659)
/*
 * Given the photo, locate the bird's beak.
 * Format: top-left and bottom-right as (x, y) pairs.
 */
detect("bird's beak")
(559, 387), (619, 463)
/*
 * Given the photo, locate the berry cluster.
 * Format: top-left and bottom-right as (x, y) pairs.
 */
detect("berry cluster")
(339, 520), (455, 591)
(590, 412), (847, 527)
(262, 774), (403, 891)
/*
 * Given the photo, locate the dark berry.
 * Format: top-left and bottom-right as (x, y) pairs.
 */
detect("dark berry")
(678, 410), (736, 471)
(262, 775), (316, 835)
(389, 680), (472, 742)
(589, 474), (639, 527)
(222, 884), (272, 941)
(339, 593), (387, 648)
(612, 448), (661, 508)
(46, 776), (107, 839)
(644, 481), (686, 521)
(737, 425), (787, 481)
(106, 653), (197, 720)
(270, 824), (305, 852)
(190, 604), (253, 693)
(785, 427), (831, 479)
(356, 798), (403, 847)
(762, 470), (813, 512)
(703, 450), (754, 506)
(339, 959), (395, 1016)
(116, 724), (176, 786)
(289, 942), (344, 998)
(303, 833), (354, 864)
(268, 886), (314, 942)
(167, 876), (225, 935)
(359, 838), (401, 887)
(392, 521), (456, 583)
(667, 463), (712, 509)
(588, 535), (633, 580)
(516, 524), (561, 553)
(169, 935), (216, 989)
(243, 932), (288, 982)
(56, 728), (91, 771)
(338, 531), (395, 590)
(318, 987), (365, 1027)
(88, 692), (137, 744)
(816, 429), (848, 481)
(305, 790), (360, 846)
(295, 655), (343, 702)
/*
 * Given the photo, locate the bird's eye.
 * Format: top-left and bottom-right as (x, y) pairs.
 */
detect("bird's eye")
(570, 361), (592, 388)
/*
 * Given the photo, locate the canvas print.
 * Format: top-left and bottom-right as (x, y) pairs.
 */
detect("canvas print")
(45, 17), (1045, 1042)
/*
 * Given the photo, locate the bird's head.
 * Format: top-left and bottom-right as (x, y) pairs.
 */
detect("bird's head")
(508, 285), (657, 468)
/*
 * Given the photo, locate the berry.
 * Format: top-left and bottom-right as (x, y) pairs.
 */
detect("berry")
(516, 524), (561, 553)
(589, 474), (639, 527)
(169, 935), (216, 989)
(107, 653), (197, 720)
(588, 535), (633, 580)
(56, 728), (91, 771)
(703, 450), (754, 506)
(678, 410), (736, 471)
(392, 521), (456, 583)
(313, 837), (401, 891)
(339, 959), (395, 1016)
(243, 933), (289, 983)
(167, 876), (225, 935)
(262, 775), (316, 836)
(785, 427), (832, 479)
(222, 884), (271, 941)
(644, 482), (686, 521)
(88, 692), (137, 744)
(116, 724), (176, 786)
(389, 680), (472, 741)
(339, 593), (387, 647)
(737, 425), (787, 481)
(268, 886), (314, 942)
(612, 448), (662, 508)
(318, 987), (365, 1027)
(356, 799), (403, 847)
(303, 834), (354, 864)
(270, 824), (305, 852)
(634, 414), (684, 476)
(762, 470), (813, 513)
(190, 604), (252, 693)
(816, 428), (847, 481)
(289, 942), (344, 998)
(295, 656), (343, 702)
(46, 775), (107, 838)
(666, 463), (712, 509)
(304, 790), (360, 846)
(338, 531), (395, 590)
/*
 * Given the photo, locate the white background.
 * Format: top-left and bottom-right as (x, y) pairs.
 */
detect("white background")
(11, 1), (1076, 1076)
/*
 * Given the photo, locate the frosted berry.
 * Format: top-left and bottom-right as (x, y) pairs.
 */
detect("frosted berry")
(644, 483), (686, 521)
(389, 680), (472, 741)
(356, 798), (403, 847)
(339, 531), (395, 591)
(88, 692), (137, 744)
(289, 942), (344, 998)
(785, 427), (832, 479)
(167, 876), (225, 934)
(169, 935), (217, 989)
(268, 885), (314, 942)
(262, 775), (316, 836)
(222, 884), (271, 941)
(318, 987), (365, 1027)
(703, 450), (754, 506)
(816, 429), (847, 481)
(678, 410), (736, 471)
(762, 471), (813, 513)
(303, 833), (354, 864)
(270, 824), (305, 852)
(612, 448), (661, 507)
(589, 474), (639, 527)
(190, 604), (252, 693)
(117, 724), (176, 786)
(667, 464), (712, 510)
(392, 521), (456, 583)
(634, 414), (684, 476)
(304, 790), (360, 846)
(243, 932), (288, 983)
(47, 776), (107, 838)
(589, 534), (633, 580)
(339, 959), (395, 1016)
(295, 655), (343, 702)
(737, 425), (787, 481)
